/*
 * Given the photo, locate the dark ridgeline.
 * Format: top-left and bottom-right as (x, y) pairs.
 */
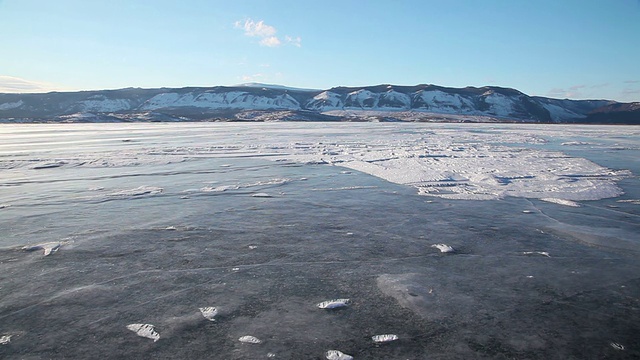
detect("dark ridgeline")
(0, 84), (637, 124)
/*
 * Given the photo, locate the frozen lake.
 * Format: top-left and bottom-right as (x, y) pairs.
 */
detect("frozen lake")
(1, 122), (639, 359)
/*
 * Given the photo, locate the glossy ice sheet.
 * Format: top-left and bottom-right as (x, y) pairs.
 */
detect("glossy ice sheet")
(0, 123), (639, 359)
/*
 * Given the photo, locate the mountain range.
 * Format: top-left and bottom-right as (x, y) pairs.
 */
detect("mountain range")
(0, 83), (638, 124)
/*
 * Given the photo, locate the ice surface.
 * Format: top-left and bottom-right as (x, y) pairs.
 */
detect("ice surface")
(4, 123), (624, 202)
(0, 123), (639, 359)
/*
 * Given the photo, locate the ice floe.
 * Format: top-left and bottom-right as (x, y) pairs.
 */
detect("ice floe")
(317, 299), (351, 309)
(325, 349), (354, 360)
(0, 334), (12, 345)
(523, 251), (551, 257)
(372, 334), (398, 343)
(617, 199), (640, 205)
(610, 342), (625, 350)
(126, 323), (160, 342)
(238, 335), (262, 344)
(199, 307), (218, 321)
(431, 244), (455, 253)
(22, 241), (62, 256)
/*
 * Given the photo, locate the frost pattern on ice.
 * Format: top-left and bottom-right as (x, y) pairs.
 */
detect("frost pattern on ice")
(317, 299), (351, 309)
(326, 349), (354, 360)
(126, 323), (160, 342)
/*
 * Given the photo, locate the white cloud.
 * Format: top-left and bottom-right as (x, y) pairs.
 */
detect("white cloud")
(285, 36), (302, 48)
(0, 75), (64, 93)
(235, 19), (277, 38)
(234, 18), (301, 48)
(260, 36), (281, 47)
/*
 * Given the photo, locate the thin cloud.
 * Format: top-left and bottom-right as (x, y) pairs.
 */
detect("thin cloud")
(624, 80), (640, 84)
(234, 18), (301, 48)
(285, 36), (302, 48)
(0, 75), (64, 93)
(235, 19), (276, 38)
(260, 36), (281, 47)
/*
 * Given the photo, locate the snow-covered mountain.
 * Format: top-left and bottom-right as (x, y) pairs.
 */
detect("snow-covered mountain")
(0, 84), (635, 124)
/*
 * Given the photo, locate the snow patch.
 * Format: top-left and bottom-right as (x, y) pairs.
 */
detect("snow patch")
(141, 91), (300, 110)
(415, 90), (474, 113)
(305, 91), (343, 110)
(483, 92), (515, 117)
(78, 97), (131, 112)
(0, 100), (24, 110)
(344, 89), (378, 108)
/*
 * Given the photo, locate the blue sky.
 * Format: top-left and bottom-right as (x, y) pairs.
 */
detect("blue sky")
(0, 0), (639, 101)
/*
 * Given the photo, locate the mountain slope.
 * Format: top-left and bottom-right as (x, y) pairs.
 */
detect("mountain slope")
(0, 84), (635, 124)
